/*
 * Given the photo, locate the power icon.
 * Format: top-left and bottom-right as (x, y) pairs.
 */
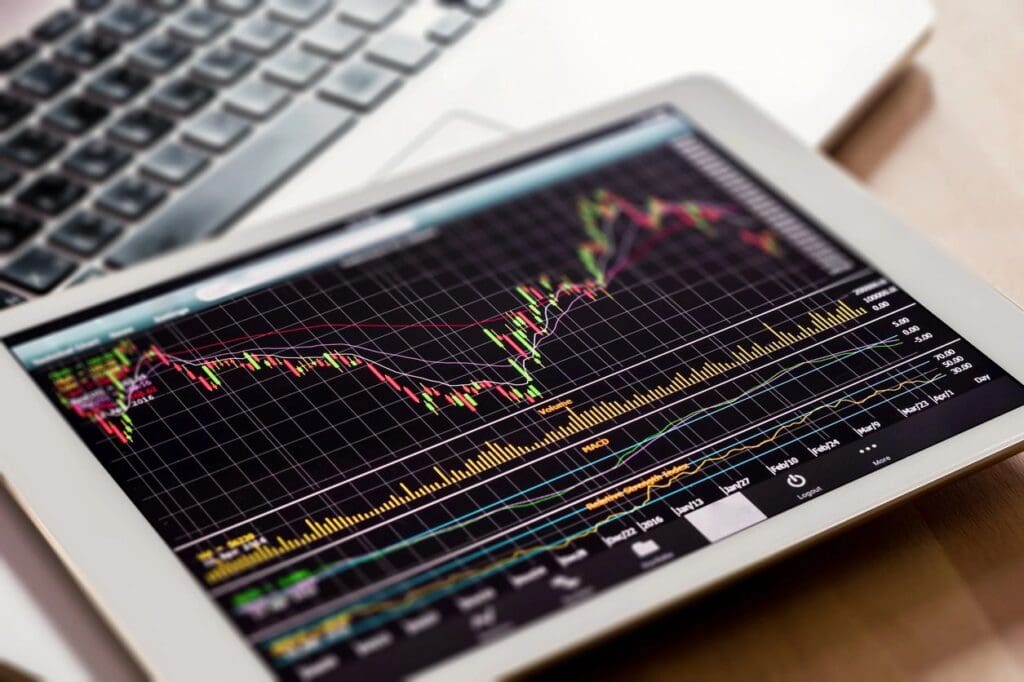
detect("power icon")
(786, 473), (807, 488)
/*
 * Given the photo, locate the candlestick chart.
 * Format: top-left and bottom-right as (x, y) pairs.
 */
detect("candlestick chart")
(48, 188), (779, 446)
(18, 132), (1023, 681)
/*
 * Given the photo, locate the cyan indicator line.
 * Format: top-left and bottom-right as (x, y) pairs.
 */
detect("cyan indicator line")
(249, 358), (938, 644)
(263, 371), (938, 656)
(215, 339), (908, 598)
(219, 341), (932, 601)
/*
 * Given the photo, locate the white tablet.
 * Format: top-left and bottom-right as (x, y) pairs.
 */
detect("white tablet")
(2, 77), (1024, 682)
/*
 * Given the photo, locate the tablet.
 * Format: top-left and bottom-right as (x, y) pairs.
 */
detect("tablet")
(2, 77), (1024, 681)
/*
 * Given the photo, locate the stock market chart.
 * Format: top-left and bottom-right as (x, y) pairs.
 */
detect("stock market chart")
(11, 111), (1023, 680)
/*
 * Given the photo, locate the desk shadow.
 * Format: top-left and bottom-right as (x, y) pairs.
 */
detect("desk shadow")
(911, 456), (1024, 670)
(829, 65), (935, 181)
(520, 490), (1005, 682)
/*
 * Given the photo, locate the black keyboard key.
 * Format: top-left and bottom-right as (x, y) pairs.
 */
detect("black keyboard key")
(0, 166), (20, 193)
(33, 10), (82, 42)
(192, 46), (255, 85)
(301, 20), (365, 59)
(264, 47), (327, 89)
(44, 96), (111, 134)
(427, 10), (473, 45)
(231, 16), (293, 55)
(51, 211), (122, 255)
(0, 40), (37, 73)
(211, 0), (262, 15)
(1, 246), (77, 293)
(56, 31), (121, 69)
(0, 286), (25, 308)
(12, 61), (77, 99)
(0, 93), (34, 132)
(319, 61), (400, 111)
(170, 8), (231, 44)
(183, 110), (250, 151)
(98, 4), (160, 39)
(98, 176), (166, 219)
(367, 32), (437, 73)
(225, 77), (289, 119)
(88, 65), (152, 103)
(141, 142), (208, 184)
(108, 97), (354, 267)
(64, 139), (132, 180)
(337, 0), (403, 28)
(0, 127), (66, 168)
(151, 79), (214, 116)
(0, 207), (42, 252)
(16, 174), (87, 216)
(267, 0), (330, 26)
(451, 0), (498, 16)
(108, 109), (173, 147)
(141, 0), (186, 10)
(69, 267), (106, 286)
(76, 0), (111, 12)
(131, 35), (192, 73)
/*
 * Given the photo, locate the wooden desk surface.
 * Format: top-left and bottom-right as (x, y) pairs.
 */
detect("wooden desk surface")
(530, 2), (1024, 680)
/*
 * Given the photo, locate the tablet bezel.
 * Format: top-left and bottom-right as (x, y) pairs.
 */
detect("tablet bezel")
(2, 76), (1023, 681)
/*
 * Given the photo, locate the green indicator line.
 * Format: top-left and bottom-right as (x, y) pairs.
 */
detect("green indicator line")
(324, 353), (341, 370)
(202, 365), (222, 386)
(232, 587), (263, 608)
(106, 371), (124, 392)
(249, 341), (909, 611)
(462, 393), (478, 407)
(451, 394), (464, 407)
(483, 328), (505, 348)
(508, 358), (531, 382)
(527, 385), (542, 398)
(612, 341), (905, 467)
(243, 352), (260, 370)
(578, 247), (602, 283)
(512, 329), (540, 361)
(515, 285), (534, 305)
(277, 569), (312, 588)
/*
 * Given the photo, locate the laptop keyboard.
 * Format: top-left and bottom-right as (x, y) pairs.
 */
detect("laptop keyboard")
(0, 0), (500, 306)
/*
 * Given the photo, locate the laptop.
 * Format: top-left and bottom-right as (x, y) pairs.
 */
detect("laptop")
(0, 0), (933, 305)
(0, 1), (934, 679)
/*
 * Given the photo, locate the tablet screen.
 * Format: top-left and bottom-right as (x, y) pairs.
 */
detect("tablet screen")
(8, 109), (1024, 680)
